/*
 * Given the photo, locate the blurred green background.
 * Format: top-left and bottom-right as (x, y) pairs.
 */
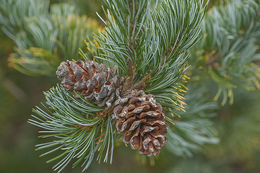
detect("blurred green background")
(0, 1), (259, 173)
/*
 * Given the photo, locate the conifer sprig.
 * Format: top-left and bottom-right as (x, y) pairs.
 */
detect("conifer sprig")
(29, 85), (114, 172)
(96, 0), (208, 119)
(167, 86), (219, 157)
(146, 0), (207, 119)
(0, 0), (100, 76)
(96, 0), (151, 75)
(26, 0), (210, 171)
(192, 0), (260, 105)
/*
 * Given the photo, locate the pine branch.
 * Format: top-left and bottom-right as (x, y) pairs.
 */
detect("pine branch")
(167, 86), (219, 157)
(145, 0), (208, 118)
(191, 0), (260, 105)
(0, 0), (49, 39)
(28, 85), (115, 172)
(95, 0), (207, 117)
(0, 0), (100, 76)
(26, 0), (218, 171)
(96, 0), (151, 76)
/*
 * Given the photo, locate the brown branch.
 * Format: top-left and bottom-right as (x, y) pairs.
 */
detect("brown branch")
(131, 72), (151, 90)
(121, 60), (136, 94)
(164, 45), (174, 62)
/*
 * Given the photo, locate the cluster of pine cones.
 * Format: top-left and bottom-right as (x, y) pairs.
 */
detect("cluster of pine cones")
(56, 60), (168, 156)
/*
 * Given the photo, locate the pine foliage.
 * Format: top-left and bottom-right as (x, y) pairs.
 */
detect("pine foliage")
(192, 0), (260, 105)
(26, 0), (211, 172)
(167, 86), (219, 157)
(1, 0), (259, 172)
(96, 0), (207, 119)
(29, 85), (114, 172)
(0, 0), (100, 75)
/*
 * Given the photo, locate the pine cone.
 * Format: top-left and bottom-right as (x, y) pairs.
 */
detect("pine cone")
(113, 90), (168, 156)
(56, 60), (120, 107)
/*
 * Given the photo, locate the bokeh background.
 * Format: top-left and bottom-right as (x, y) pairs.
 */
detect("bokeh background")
(0, 1), (259, 173)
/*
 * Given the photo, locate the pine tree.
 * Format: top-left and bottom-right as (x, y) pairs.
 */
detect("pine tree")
(0, 0), (259, 172)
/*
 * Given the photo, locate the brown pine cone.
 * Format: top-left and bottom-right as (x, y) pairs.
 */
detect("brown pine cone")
(113, 90), (168, 156)
(56, 60), (120, 107)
